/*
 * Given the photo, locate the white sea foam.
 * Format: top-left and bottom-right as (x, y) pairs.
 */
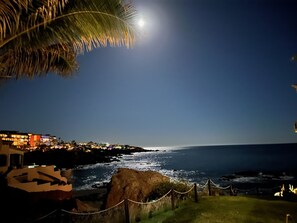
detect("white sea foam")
(232, 177), (259, 183)
(72, 144), (297, 191)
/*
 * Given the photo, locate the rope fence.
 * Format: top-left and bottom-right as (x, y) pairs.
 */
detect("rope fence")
(61, 200), (125, 223)
(27, 178), (293, 223)
(30, 210), (58, 223)
(28, 182), (198, 223)
(127, 189), (172, 222)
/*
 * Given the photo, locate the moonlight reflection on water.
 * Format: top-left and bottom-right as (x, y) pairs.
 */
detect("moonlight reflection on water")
(71, 145), (297, 192)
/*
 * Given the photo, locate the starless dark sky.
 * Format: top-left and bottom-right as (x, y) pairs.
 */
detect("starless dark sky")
(1, 0), (297, 147)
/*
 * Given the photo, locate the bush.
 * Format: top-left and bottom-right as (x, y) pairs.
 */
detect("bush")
(148, 181), (191, 201)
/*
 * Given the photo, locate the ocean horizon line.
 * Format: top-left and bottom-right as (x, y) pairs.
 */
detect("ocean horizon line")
(143, 142), (297, 150)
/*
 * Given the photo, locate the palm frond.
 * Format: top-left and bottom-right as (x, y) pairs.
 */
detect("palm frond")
(0, 0), (29, 40)
(0, 44), (78, 79)
(1, 0), (136, 51)
(0, 0), (68, 41)
(0, 0), (137, 79)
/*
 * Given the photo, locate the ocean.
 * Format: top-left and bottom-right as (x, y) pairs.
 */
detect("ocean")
(70, 143), (297, 194)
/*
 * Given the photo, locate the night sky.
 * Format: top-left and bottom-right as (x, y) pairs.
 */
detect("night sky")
(1, 0), (297, 147)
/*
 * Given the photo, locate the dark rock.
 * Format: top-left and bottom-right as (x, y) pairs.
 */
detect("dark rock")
(105, 168), (169, 208)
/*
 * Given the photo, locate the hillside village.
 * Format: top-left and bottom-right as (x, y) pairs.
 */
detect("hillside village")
(0, 130), (147, 168)
(0, 130), (142, 152)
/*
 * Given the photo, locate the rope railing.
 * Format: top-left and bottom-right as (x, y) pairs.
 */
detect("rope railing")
(29, 209), (58, 223)
(28, 184), (198, 223)
(127, 189), (173, 222)
(61, 199), (125, 215)
(174, 184), (195, 195)
(30, 178), (290, 223)
(127, 189), (172, 205)
(61, 199), (126, 223)
(209, 179), (231, 190)
(197, 180), (209, 189)
(126, 184), (198, 222)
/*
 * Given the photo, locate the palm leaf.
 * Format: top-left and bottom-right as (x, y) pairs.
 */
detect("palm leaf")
(0, 0), (68, 42)
(0, 44), (77, 79)
(0, 0), (137, 79)
(1, 0), (136, 50)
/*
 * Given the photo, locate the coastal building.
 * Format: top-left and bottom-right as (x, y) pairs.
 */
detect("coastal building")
(0, 130), (57, 149)
(0, 130), (29, 148)
(40, 134), (57, 147)
(28, 133), (41, 148)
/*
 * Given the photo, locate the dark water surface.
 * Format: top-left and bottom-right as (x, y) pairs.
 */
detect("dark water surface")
(71, 143), (297, 191)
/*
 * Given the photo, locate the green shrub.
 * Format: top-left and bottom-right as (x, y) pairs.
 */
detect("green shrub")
(148, 181), (191, 201)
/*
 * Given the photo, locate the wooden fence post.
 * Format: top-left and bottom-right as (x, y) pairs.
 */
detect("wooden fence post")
(124, 199), (130, 223)
(171, 189), (175, 210)
(285, 214), (290, 223)
(208, 179), (211, 196)
(194, 183), (198, 202)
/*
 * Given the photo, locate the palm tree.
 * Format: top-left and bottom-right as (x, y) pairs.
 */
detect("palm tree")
(0, 0), (136, 80)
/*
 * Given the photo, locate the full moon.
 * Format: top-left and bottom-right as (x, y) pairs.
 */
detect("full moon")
(138, 18), (145, 28)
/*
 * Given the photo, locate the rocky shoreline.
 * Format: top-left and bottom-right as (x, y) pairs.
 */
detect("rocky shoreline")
(24, 147), (149, 169)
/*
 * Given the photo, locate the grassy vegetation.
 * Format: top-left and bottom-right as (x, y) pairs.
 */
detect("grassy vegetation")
(148, 181), (191, 200)
(140, 196), (297, 223)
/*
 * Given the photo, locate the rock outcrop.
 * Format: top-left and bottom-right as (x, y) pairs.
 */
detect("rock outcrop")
(73, 199), (99, 212)
(105, 168), (169, 208)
